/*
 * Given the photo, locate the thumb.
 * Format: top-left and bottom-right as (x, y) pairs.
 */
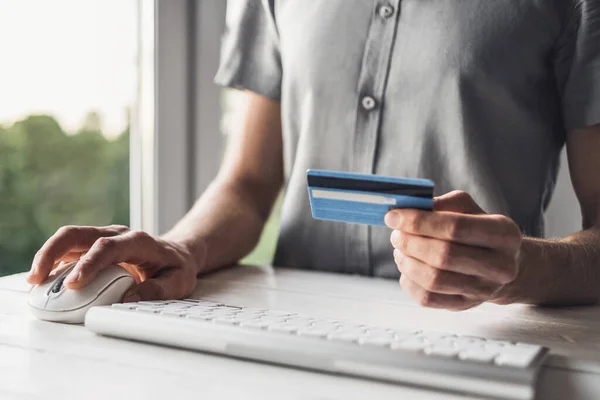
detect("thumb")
(122, 267), (182, 302)
(122, 280), (167, 302)
(434, 190), (485, 214)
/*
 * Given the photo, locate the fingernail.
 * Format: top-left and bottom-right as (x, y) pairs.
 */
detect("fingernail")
(390, 229), (402, 246)
(64, 271), (80, 284)
(26, 272), (36, 284)
(26, 264), (38, 280)
(393, 249), (404, 263)
(122, 292), (141, 303)
(385, 211), (400, 228)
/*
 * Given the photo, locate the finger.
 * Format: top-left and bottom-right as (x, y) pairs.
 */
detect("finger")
(399, 274), (479, 311)
(394, 249), (500, 298)
(433, 190), (484, 214)
(390, 231), (518, 284)
(28, 225), (129, 284)
(31, 251), (85, 283)
(45, 261), (79, 282)
(63, 230), (161, 289)
(385, 209), (521, 250)
(55, 250), (85, 265)
(123, 267), (196, 302)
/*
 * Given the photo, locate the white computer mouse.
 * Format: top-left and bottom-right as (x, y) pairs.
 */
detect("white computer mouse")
(28, 261), (135, 324)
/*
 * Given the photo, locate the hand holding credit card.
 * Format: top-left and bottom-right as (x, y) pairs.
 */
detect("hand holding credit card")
(307, 170), (434, 226)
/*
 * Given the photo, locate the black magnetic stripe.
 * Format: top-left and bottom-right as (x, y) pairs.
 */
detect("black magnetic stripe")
(307, 175), (433, 198)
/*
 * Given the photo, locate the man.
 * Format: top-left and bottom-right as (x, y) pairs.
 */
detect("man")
(27, 1), (600, 310)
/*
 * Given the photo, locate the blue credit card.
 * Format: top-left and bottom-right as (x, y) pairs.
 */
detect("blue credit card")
(307, 170), (434, 226)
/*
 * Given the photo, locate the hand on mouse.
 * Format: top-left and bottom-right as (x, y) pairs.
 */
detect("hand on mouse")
(26, 225), (202, 302)
(385, 191), (522, 311)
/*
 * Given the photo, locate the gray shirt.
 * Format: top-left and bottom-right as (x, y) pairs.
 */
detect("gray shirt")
(215, 0), (600, 278)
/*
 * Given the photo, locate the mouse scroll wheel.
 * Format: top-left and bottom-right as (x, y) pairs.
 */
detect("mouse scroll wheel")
(51, 276), (67, 293)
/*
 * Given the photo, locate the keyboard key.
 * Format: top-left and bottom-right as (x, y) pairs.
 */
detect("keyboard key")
(137, 301), (168, 306)
(186, 313), (214, 321)
(297, 327), (330, 338)
(392, 338), (426, 352)
(310, 323), (339, 333)
(486, 339), (512, 347)
(136, 308), (161, 314)
(210, 310), (239, 318)
(452, 336), (486, 348)
(136, 304), (164, 309)
(494, 344), (542, 368)
(365, 328), (394, 336)
(268, 323), (298, 333)
(362, 329), (395, 339)
(214, 316), (241, 325)
(328, 331), (362, 343)
(359, 336), (394, 347)
(389, 330), (416, 340)
(238, 308), (267, 314)
(196, 300), (224, 306)
(265, 310), (295, 318)
(162, 303), (193, 309)
(425, 345), (460, 358)
(179, 299), (221, 306)
(111, 303), (137, 310)
(336, 323), (366, 331)
(484, 342), (509, 353)
(188, 304), (218, 311)
(420, 331), (457, 343)
(161, 310), (186, 317)
(256, 316), (289, 325)
(240, 320), (271, 329)
(232, 312), (263, 321)
(284, 317), (314, 327)
(459, 349), (498, 363)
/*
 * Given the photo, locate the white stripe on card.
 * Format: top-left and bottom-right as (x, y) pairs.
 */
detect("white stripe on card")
(312, 189), (396, 205)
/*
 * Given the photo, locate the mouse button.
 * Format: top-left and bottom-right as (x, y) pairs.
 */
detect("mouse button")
(27, 263), (76, 310)
(27, 287), (48, 310)
(43, 262), (77, 297)
(93, 275), (136, 307)
(44, 265), (133, 312)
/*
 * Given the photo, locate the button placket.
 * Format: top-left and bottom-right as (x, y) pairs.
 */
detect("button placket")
(346, 0), (401, 277)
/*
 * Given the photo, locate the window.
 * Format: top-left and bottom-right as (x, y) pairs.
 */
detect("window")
(0, 0), (138, 277)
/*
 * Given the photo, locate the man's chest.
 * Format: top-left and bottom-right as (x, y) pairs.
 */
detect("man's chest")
(274, 0), (566, 88)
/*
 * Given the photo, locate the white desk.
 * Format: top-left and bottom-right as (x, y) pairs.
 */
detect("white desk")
(2, 265), (600, 400)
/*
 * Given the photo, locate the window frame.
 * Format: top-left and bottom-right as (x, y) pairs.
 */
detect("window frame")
(132, 0), (226, 235)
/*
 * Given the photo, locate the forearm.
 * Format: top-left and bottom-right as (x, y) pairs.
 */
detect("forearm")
(499, 227), (600, 305)
(161, 176), (278, 275)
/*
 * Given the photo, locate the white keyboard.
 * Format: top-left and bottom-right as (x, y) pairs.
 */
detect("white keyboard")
(85, 299), (547, 400)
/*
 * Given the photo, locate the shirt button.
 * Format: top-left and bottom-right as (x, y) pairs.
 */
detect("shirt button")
(379, 4), (395, 19)
(361, 96), (377, 111)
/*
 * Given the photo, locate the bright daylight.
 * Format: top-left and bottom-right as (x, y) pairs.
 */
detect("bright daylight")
(0, 0), (137, 277)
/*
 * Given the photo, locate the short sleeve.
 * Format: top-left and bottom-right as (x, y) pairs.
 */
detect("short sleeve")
(555, 0), (600, 131)
(214, 0), (282, 101)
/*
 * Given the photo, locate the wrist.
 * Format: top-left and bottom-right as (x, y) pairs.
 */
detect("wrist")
(492, 237), (588, 306)
(162, 235), (209, 275)
(491, 238), (545, 305)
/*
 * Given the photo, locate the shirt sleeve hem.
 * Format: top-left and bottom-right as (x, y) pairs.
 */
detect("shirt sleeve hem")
(214, 73), (281, 103)
(564, 100), (600, 131)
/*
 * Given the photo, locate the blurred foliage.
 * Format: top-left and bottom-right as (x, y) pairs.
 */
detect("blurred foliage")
(0, 114), (129, 277)
(241, 193), (282, 267)
(0, 108), (282, 277)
